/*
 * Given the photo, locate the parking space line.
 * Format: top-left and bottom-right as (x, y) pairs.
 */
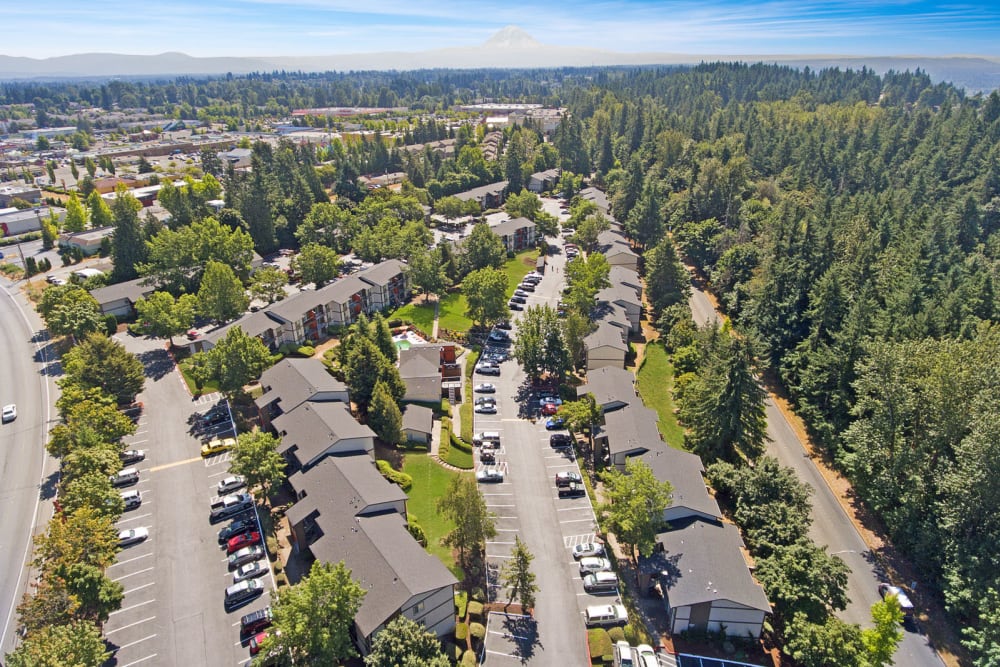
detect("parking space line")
(109, 599), (156, 616)
(118, 512), (153, 524)
(129, 439), (149, 445)
(486, 504), (515, 508)
(122, 582), (155, 595)
(495, 528), (519, 532)
(110, 553), (153, 568)
(116, 634), (157, 651)
(487, 541), (516, 545)
(105, 616), (156, 635)
(112, 566), (154, 582)
(482, 492), (512, 496)
(120, 655), (158, 667)
(557, 506), (589, 511)
(560, 518), (596, 524)
(208, 470), (231, 478)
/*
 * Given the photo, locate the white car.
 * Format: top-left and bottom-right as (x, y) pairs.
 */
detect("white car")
(233, 560), (267, 583)
(572, 542), (605, 559)
(218, 475), (247, 494)
(474, 383), (496, 393)
(476, 467), (504, 483)
(579, 556), (613, 576)
(1, 404), (16, 423)
(474, 404), (497, 414)
(635, 644), (658, 667)
(118, 526), (149, 547)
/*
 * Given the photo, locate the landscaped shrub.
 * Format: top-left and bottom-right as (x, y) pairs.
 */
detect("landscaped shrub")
(376, 459), (413, 491)
(450, 643), (463, 661)
(471, 587), (485, 602)
(275, 572), (288, 588)
(467, 600), (484, 620)
(266, 535), (279, 560)
(407, 519), (427, 547)
(455, 590), (469, 619)
(296, 345), (316, 357)
(607, 626), (625, 643)
(441, 398), (451, 416)
(102, 314), (118, 336)
(469, 622), (486, 642)
(439, 417), (453, 461)
(455, 622), (468, 642)
(462, 649), (477, 666)
(588, 628), (613, 660)
(450, 433), (473, 452)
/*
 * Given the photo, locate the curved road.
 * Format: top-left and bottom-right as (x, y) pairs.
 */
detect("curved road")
(688, 284), (943, 667)
(0, 280), (58, 657)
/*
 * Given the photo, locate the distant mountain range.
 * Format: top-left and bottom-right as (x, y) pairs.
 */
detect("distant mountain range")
(2, 26), (999, 93)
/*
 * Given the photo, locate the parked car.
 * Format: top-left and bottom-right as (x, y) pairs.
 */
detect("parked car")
(249, 630), (270, 655)
(474, 383), (496, 393)
(1, 404), (16, 423)
(558, 482), (586, 498)
(538, 395), (562, 407)
(474, 404), (497, 414)
(579, 557), (613, 576)
(518, 282), (535, 292)
(584, 571), (620, 594)
(225, 579), (264, 609)
(555, 471), (583, 487)
(119, 449), (145, 464)
(475, 396), (496, 406)
(509, 295), (527, 304)
(584, 604), (628, 628)
(227, 531), (262, 554)
(218, 475), (246, 494)
(219, 517), (258, 544)
(201, 411), (230, 428)
(488, 330), (509, 342)
(118, 527), (149, 547)
(508, 301), (524, 311)
(614, 640), (635, 667)
(228, 545), (266, 569)
(545, 417), (566, 430)
(513, 289), (529, 298)
(233, 560), (267, 583)
(480, 450), (496, 464)
(121, 489), (142, 511)
(573, 542), (605, 559)
(240, 607), (273, 635)
(495, 320), (512, 330)
(550, 433), (574, 448)
(476, 467), (505, 483)
(635, 644), (658, 667)
(541, 402), (559, 416)
(476, 363), (501, 376)
(109, 467), (139, 487)
(201, 436), (236, 457)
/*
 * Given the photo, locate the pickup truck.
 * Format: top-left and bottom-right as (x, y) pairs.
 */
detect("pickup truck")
(210, 493), (253, 523)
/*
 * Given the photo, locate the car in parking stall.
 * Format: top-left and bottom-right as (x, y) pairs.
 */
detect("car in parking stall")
(219, 517), (259, 543)
(476, 467), (505, 483)
(579, 556), (613, 576)
(2, 404), (17, 423)
(572, 542), (605, 559)
(541, 402), (559, 416)
(509, 294), (527, 304)
(119, 449), (146, 464)
(218, 475), (246, 494)
(555, 471), (583, 487)
(121, 489), (142, 510)
(614, 640), (635, 667)
(550, 433), (574, 448)
(545, 416), (566, 430)
(118, 526), (150, 547)
(201, 436), (236, 457)
(228, 544), (266, 569)
(584, 603), (628, 628)
(476, 362), (501, 376)
(240, 607), (273, 635)
(474, 403), (497, 414)
(635, 644), (658, 667)
(488, 329), (509, 343)
(474, 383), (496, 393)
(559, 482), (586, 498)
(518, 282), (535, 292)
(480, 450), (496, 464)
(227, 531), (262, 554)
(233, 560), (267, 583)
(225, 579), (265, 610)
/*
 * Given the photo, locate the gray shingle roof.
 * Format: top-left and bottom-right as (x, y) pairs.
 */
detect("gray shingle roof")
(255, 357), (347, 413)
(274, 401), (374, 469)
(310, 511), (457, 639)
(398, 345), (441, 380)
(655, 519), (770, 612)
(601, 405), (661, 457)
(598, 284), (641, 309)
(89, 276), (156, 307)
(402, 404), (434, 435)
(454, 181), (508, 201)
(577, 366), (636, 410)
(286, 453), (407, 528)
(357, 259), (407, 287)
(490, 217), (536, 237)
(267, 275), (367, 322)
(609, 266), (642, 295)
(635, 444), (721, 521)
(202, 310), (283, 346)
(585, 321), (627, 352)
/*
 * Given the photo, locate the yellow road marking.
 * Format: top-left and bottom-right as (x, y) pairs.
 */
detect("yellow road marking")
(149, 456), (202, 472)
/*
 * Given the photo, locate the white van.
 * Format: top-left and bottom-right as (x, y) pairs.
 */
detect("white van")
(584, 604), (628, 627)
(110, 467), (139, 487)
(473, 431), (501, 447)
(121, 489), (142, 510)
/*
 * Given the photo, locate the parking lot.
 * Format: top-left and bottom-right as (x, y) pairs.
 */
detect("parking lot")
(473, 228), (630, 665)
(102, 334), (272, 667)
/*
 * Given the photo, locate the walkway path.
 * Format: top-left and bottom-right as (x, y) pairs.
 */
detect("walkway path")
(431, 297), (441, 339)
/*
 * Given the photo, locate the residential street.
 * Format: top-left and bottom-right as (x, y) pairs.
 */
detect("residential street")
(687, 281), (944, 667)
(0, 279), (59, 657)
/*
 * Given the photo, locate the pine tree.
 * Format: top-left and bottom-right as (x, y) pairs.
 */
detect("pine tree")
(368, 380), (403, 444)
(109, 186), (146, 282)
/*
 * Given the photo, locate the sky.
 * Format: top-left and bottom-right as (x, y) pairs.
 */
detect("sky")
(3, 0), (1000, 59)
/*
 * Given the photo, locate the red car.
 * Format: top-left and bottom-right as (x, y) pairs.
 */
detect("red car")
(227, 531), (262, 554)
(249, 631), (269, 655)
(541, 402), (559, 416)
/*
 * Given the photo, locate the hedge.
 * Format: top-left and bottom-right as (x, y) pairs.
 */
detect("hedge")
(376, 459), (413, 491)
(608, 627), (625, 643)
(588, 628), (613, 660)
(455, 622), (468, 642)
(455, 590), (468, 619)
(462, 649), (477, 666)
(467, 600), (484, 620)
(469, 622), (486, 641)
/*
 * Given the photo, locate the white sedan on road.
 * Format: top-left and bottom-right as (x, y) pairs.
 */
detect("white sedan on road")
(1, 404), (16, 423)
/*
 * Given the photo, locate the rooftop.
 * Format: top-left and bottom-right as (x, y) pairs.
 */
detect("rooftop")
(600, 405), (661, 457)
(490, 216), (536, 237)
(402, 404), (434, 435)
(274, 401), (374, 469)
(89, 276), (156, 306)
(635, 444), (721, 521)
(286, 453), (407, 529)
(454, 181), (508, 201)
(577, 366), (636, 409)
(356, 258), (406, 287)
(255, 357), (347, 414)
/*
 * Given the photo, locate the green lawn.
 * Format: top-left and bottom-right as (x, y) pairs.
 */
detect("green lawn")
(177, 358), (221, 396)
(636, 341), (685, 449)
(402, 453), (469, 579)
(437, 292), (474, 332)
(504, 249), (540, 298)
(390, 299), (437, 335)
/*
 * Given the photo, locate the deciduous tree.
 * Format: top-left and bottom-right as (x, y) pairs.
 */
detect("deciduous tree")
(197, 260), (248, 323)
(364, 615), (451, 667)
(437, 476), (497, 566)
(230, 428), (286, 501)
(61, 332), (145, 405)
(598, 459), (673, 561)
(249, 266), (288, 304)
(5, 619), (110, 667)
(134, 291), (197, 338)
(291, 242), (341, 287)
(203, 326), (273, 395)
(463, 267), (507, 329)
(462, 223), (506, 274)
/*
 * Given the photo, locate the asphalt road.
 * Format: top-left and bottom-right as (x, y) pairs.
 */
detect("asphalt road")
(0, 280), (59, 656)
(687, 282), (942, 667)
(103, 333), (271, 667)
